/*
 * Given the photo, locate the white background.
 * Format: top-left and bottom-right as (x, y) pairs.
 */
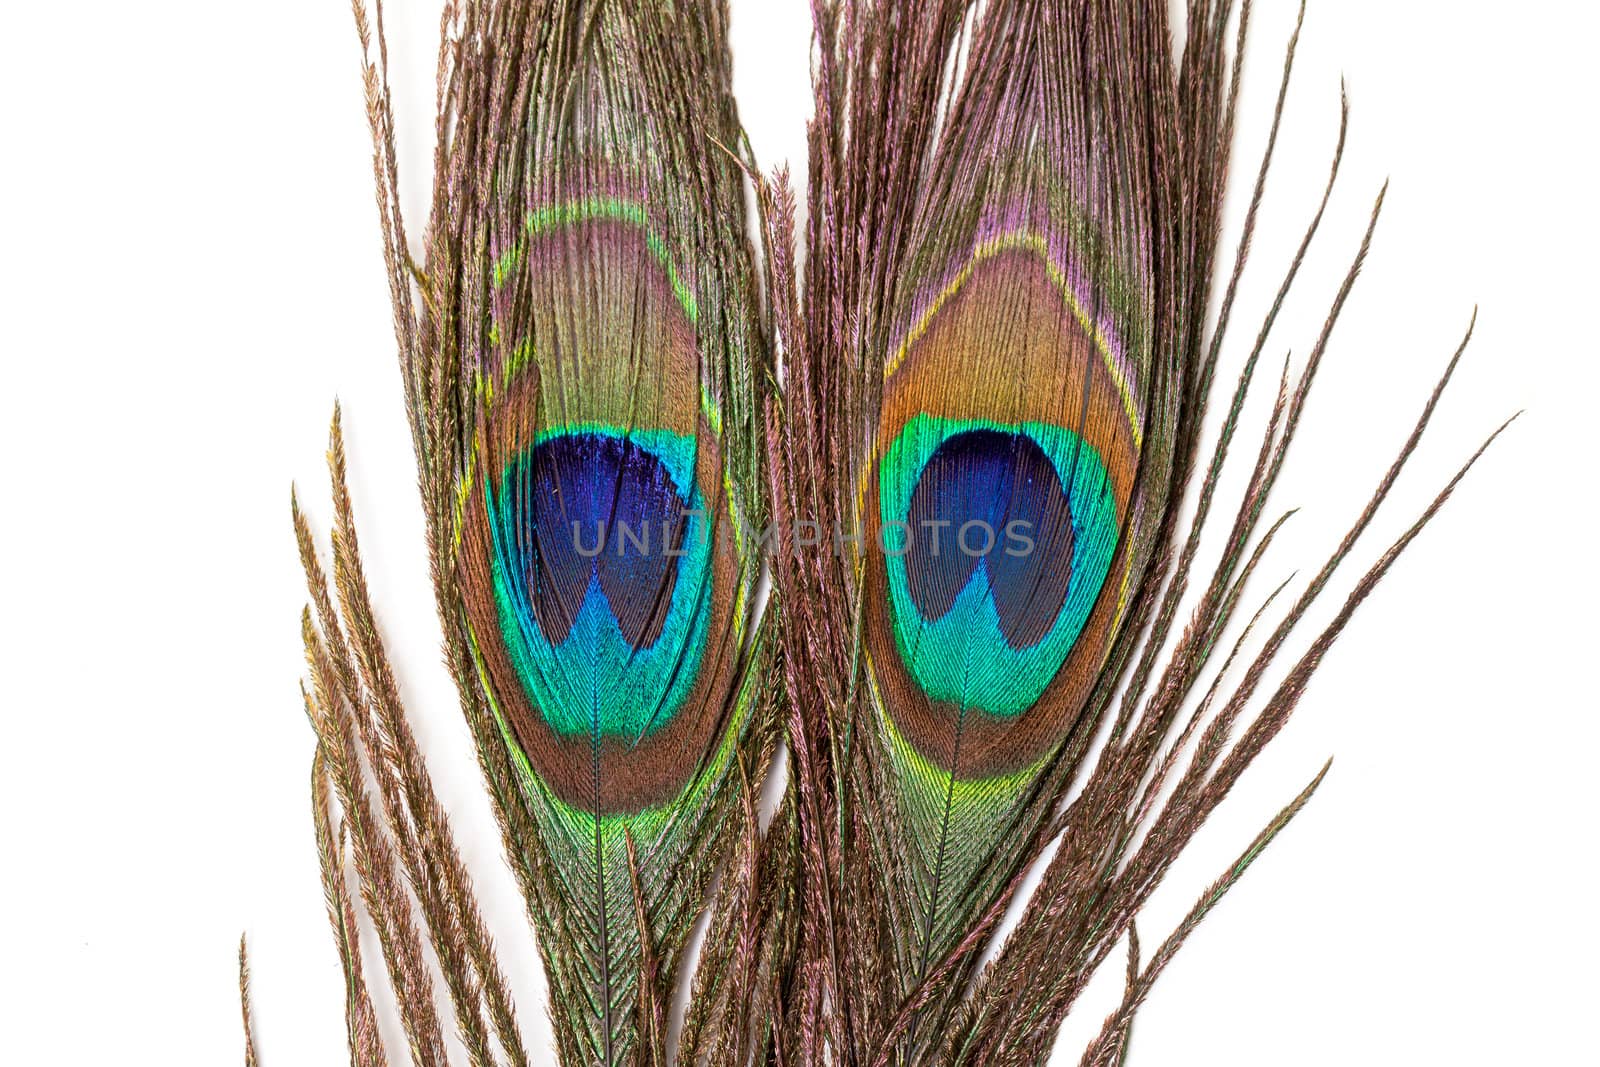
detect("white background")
(3, 1), (1597, 1063)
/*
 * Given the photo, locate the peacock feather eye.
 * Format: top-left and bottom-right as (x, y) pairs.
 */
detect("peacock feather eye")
(864, 223), (1143, 784)
(456, 201), (749, 817)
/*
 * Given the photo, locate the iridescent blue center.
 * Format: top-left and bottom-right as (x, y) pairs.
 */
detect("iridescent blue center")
(485, 429), (712, 738)
(880, 415), (1121, 717)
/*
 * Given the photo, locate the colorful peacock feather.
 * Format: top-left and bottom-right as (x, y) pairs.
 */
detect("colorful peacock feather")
(448, 8), (776, 1067)
(761, 0), (1193, 1048)
(326, 0), (778, 1063)
(855, 20), (1168, 979)
(757, 0), (1508, 1063)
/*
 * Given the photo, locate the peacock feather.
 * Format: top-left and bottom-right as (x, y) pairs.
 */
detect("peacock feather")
(864, 187), (1158, 975)
(328, 0), (776, 1063)
(758, 0), (1506, 1063)
(456, 202), (766, 1065)
(802, 0), (1185, 1001)
(452, 12), (774, 1067)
